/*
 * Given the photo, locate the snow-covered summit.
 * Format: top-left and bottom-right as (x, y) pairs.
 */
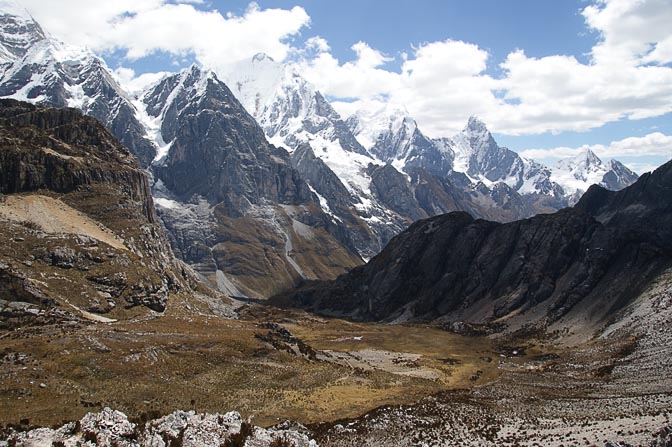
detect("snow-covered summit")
(345, 101), (412, 150)
(220, 54), (376, 190)
(555, 148), (603, 176)
(217, 53), (284, 119)
(0, 37), (118, 108)
(0, 1), (45, 64)
(551, 148), (639, 199)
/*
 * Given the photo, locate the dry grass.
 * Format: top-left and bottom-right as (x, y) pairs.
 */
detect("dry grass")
(0, 307), (500, 428)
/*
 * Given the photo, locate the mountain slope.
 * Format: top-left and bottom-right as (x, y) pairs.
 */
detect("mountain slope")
(0, 13), (156, 166)
(274, 159), (672, 334)
(221, 54), (424, 259)
(140, 66), (362, 297)
(0, 99), (230, 322)
(0, 2), (44, 65)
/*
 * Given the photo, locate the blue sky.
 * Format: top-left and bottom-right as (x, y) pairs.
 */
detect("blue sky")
(219, 0), (596, 68)
(17, 0), (672, 173)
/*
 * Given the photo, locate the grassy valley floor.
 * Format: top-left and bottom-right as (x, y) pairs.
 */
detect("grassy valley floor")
(0, 305), (499, 429)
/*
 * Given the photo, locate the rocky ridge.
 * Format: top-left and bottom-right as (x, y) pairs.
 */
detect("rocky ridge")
(140, 65), (362, 298)
(0, 99), (232, 322)
(274, 158), (672, 335)
(2, 407), (318, 447)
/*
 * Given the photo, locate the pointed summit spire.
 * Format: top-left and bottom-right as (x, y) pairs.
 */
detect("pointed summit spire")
(465, 115), (488, 133)
(571, 148), (603, 167)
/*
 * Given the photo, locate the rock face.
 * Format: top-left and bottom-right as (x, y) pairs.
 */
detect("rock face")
(0, 11), (641, 297)
(141, 66), (362, 298)
(4, 407), (319, 447)
(0, 9), (156, 166)
(0, 99), (229, 319)
(275, 159), (672, 332)
(0, 100), (154, 219)
(148, 66), (311, 211)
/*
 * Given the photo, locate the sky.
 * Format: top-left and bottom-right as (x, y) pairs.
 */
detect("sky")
(10, 0), (672, 173)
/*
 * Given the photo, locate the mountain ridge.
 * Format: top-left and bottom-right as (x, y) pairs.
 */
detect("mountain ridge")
(0, 11), (643, 297)
(272, 158), (672, 336)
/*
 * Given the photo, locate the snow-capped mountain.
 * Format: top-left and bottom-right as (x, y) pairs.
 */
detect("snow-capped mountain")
(551, 149), (638, 202)
(0, 19), (157, 166)
(221, 54), (373, 189)
(348, 109), (636, 207)
(221, 54), (419, 258)
(0, 2), (44, 65)
(346, 102), (453, 177)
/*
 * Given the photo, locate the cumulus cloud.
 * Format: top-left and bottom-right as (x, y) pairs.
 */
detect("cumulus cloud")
(15, 0), (310, 64)
(301, 0), (672, 137)
(299, 42), (401, 99)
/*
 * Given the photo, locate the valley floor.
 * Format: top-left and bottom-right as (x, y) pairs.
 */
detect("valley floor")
(2, 270), (672, 446)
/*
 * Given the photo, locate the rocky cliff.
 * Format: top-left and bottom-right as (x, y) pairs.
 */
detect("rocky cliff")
(274, 159), (672, 333)
(0, 99), (230, 323)
(142, 67), (362, 298)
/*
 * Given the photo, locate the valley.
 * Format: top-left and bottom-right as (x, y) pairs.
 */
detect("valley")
(1, 2), (671, 446)
(3, 287), (671, 445)
(0, 307), (497, 428)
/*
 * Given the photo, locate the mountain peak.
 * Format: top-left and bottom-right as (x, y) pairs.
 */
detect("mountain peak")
(466, 115), (488, 133)
(576, 148), (602, 166)
(0, 1), (46, 64)
(0, 0), (33, 20)
(252, 52), (275, 63)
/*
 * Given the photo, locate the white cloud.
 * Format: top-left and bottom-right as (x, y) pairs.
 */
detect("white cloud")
(298, 0), (672, 137)
(304, 36), (330, 53)
(12, 0), (672, 139)
(112, 67), (170, 95)
(299, 42), (401, 99)
(15, 0), (310, 64)
(519, 132), (672, 167)
(583, 0), (672, 65)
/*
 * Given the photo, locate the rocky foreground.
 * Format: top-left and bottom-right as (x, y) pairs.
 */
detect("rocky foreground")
(1, 407), (318, 447)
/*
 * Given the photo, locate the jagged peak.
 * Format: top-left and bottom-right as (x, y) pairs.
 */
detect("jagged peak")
(465, 115), (488, 133)
(557, 148), (604, 172)
(180, 63), (220, 87)
(0, 2), (47, 64)
(0, 37), (100, 86)
(575, 148), (602, 166)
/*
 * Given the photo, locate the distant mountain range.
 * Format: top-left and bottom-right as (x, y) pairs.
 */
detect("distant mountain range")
(274, 157), (672, 335)
(0, 7), (640, 297)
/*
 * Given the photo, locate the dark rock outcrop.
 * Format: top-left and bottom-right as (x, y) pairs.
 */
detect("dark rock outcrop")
(274, 160), (672, 330)
(0, 99), (227, 316)
(150, 67), (311, 213)
(0, 99), (155, 221)
(369, 164), (427, 221)
(144, 67), (363, 297)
